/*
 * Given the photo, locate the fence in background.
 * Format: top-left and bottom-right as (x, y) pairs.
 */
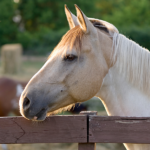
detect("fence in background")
(0, 111), (150, 150)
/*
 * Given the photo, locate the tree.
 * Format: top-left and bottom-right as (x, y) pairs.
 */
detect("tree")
(0, 0), (18, 45)
(18, 0), (98, 32)
(102, 0), (150, 28)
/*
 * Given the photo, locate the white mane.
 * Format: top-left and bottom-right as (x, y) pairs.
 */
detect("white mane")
(112, 33), (150, 96)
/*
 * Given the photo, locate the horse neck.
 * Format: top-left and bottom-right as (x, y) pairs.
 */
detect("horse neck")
(96, 64), (150, 117)
(96, 33), (150, 117)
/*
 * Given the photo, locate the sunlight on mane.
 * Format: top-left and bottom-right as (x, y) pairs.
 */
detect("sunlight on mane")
(113, 33), (150, 96)
(47, 103), (76, 116)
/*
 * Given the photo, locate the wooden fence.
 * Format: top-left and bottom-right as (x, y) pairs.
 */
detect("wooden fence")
(0, 111), (150, 150)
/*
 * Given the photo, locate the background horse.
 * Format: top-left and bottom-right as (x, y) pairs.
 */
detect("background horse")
(0, 77), (27, 150)
(0, 77), (27, 116)
(19, 5), (150, 150)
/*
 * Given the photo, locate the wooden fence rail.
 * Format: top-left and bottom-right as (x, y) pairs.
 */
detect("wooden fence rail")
(89, 116), (150, 144)
(0, 111), (150, 150)
(0, 116), (87, 144)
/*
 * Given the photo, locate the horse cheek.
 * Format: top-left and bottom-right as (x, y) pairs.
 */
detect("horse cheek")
(67, 68), (101, 102)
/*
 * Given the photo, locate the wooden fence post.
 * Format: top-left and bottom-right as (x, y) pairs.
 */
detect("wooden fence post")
(78, 111), (97, 150)
(1, 44), (22, 74)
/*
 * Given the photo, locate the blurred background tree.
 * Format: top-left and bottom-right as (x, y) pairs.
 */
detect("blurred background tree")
(0, 0), (18, 45)
(0, 0), (150, 55)
(16, 0), (97, 54)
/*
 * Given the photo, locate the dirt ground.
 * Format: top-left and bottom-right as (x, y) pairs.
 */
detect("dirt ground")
(0, 143), (125, 150)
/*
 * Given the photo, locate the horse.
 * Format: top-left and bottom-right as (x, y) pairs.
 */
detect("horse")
(0, 77), (27, 150)
(0, 77), (26, 116)
(19, 4), (150, 150)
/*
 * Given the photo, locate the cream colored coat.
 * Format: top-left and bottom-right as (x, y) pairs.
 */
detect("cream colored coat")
(19, 5), (150, 150)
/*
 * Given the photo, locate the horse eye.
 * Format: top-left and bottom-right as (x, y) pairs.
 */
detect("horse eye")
(64, 54), (77, 61)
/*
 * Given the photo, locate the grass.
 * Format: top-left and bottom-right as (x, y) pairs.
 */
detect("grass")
(0, 56), (47, 81)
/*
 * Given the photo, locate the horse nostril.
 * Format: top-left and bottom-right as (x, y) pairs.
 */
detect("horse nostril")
(23, 97), (31, 109)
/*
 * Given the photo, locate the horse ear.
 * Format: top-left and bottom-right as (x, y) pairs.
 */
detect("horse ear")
(75, 4), (95, 34)
(65, 5), (78, 29)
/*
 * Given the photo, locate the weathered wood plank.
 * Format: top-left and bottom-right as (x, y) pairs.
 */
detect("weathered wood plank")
(78, 143), (96, 150)
(80, 111), (97, 143)
(0, 115), (87, 144)
(89, 116), (150, 143)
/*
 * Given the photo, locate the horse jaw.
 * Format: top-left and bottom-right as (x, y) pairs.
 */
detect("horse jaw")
(19, 6), (113, 121)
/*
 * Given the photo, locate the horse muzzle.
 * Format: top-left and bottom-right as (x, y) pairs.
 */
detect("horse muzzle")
(20, 94), (48, 121)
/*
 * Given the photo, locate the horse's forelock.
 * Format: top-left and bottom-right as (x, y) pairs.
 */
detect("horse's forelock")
(48, 26), (84, 59)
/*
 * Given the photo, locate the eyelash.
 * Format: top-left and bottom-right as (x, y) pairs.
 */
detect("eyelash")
(64, 54), (77, 61)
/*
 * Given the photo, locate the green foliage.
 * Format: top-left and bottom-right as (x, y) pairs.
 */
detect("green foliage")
(100, 0), (150, 49)
(121, 26), (150, 50)
(0, 0), (18, 45)
(103, 0), (150, 27)
(15, 0), (98, 54)
(17, 27), (67, 55)
(1, 0), (150, 55)
(18, 0), (97, 31)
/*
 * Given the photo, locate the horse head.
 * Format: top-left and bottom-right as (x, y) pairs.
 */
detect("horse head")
(19, 5), (118, 121)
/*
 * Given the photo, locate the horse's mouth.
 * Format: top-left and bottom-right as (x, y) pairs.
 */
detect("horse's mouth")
(32, 108), (48, 121)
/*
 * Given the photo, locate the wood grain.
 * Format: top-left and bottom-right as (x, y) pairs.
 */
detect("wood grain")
(89, 116), (150, 143)
(0, 115), (87, 144)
